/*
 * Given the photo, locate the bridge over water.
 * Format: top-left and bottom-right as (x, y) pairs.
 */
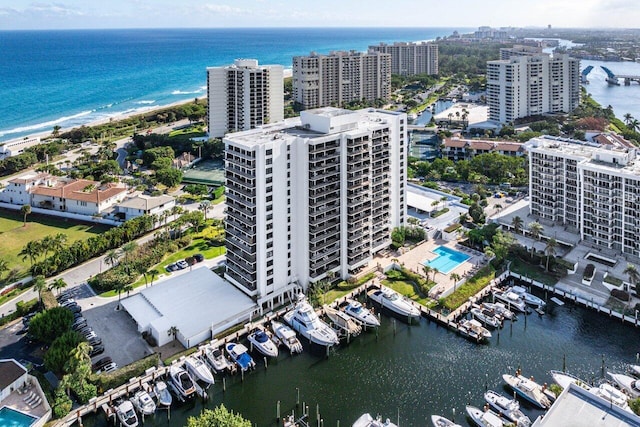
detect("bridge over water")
(599, 66), (640, 85)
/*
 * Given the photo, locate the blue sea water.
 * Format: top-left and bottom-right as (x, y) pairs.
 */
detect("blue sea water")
(0, 27), (466, 142)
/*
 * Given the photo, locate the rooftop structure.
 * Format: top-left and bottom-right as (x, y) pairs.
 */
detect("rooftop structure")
(224, 107), (406, 310)
(368, 42), (438, 76)
(116, 194), (175, 221)
(292, 51), (391, 110)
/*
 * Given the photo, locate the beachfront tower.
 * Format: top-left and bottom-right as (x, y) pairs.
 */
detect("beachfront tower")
(368, 42), (438, 76)
(223, 107), (407, 310)
(207, 59), (284, 138)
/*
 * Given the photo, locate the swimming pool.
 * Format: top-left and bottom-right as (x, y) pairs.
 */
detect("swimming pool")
(423, 246), (470, 274)
(0, 407), (38, 427)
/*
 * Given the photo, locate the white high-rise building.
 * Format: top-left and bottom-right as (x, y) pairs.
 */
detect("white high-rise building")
(207, 59), (284, 138)
(486, 53), (580, 124)
(528, 137), (640, 259)
(224, 107), (407, 309)
(292, 51), (391, 110)
(368, 42), (438, 76)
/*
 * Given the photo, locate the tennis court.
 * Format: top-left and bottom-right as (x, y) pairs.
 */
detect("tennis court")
(182, 159), (225, 186)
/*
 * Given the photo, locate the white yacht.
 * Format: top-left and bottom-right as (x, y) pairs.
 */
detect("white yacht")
(184, 356), (215, 386)
(609, 372), (640, 398)
(168, 364), (196, 401)
(324, 305), (362, 336)
(343, 299), (380, 328)
(271, 320), (303, 354)
(484, 390), (530, 427)
(509, 285), (546, 307)
(592, 383), (632, 412)
(352, 413), (398, 427)
(247, 328), (279, 358)
(503, 374), (552, 409)
(481, 302), (516, 321)
(153, 381), (172, 407)
(465, 406), (506, 427)
(131, 390), (156, 416)
(116, 400), (139, 427)
(225, 342), (256, 372)
(550, 370), (591, 391)
(491, 289), (527, 313)
(283, 295), (339, 347)
(630, 364), (640, 378)
(203, 344), (236, 375)
(367, 286), (421, 320)
(470, 307), (502, 329)
(430, 415), (462, 427)
(458, 318), (491, 342)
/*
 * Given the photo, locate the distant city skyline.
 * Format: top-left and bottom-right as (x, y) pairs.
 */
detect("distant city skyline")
(1, 0), (638, 30)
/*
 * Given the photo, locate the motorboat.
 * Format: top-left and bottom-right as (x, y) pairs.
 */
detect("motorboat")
(203, 344), (236, 374)
(484, 390), (531, 427)
(247, 328), (279, 358)
(184, 356), (215, 386)
(430, 415), (462, 427)
(502, 374), (552, 409)
(153, 381), (172, 407)
(367, 286), (421, 320)
(283, 294), (340, 347)
(609, 372), (640, 398)
(482, 302), (516, 321)
(458, 318), (491, 342)
(491, 290), (527, 313)
(470, 307), (501, 329)
(592, 383), (632, 412)
(509, 286), (546, 307)
(352, 413), (398, 427)
(271, 320), (303, 354)
(630, 364), (640, 378)
(550, 370), (592, 391)
(343, 299), (380, 328)
(168, 364), (196, 401)
(465, 405), (506, 427)
(225, 342), (256, 372)
(324, 305), (362, 336)
(131, 390), (156, 416)
(116, 400), (139, 427)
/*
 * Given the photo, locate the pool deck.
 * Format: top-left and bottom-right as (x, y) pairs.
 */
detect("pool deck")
(1, 378), (50, 425)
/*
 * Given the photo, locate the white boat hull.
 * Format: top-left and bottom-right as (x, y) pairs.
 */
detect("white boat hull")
(367, 287), (421, 320)
(271, 321), (303, 354)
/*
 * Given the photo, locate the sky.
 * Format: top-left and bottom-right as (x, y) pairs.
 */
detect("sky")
(0, 0), (638, 30)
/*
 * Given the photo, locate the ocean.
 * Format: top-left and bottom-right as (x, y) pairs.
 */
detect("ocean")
(0, 27), (465, 142)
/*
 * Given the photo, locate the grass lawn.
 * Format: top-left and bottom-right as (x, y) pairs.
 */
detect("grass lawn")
(382, 279), (433, 307)
(99, 238), (226, 296)
(324, 287), (358, 304)
(509, 258), (559, 286)
(0, 209), (110, 276)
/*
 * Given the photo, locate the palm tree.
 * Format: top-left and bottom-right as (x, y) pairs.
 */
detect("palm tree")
(168, 326), (179, 347)
(511, 216), (524, 235)
(440, 196), (448, 210)
(432, 268), (440, 284)
(624, 113), (634, 126)
(32, 275), (47, 304)
(52, 125), (61, 138)
(0, 259), (8, 282)
(148, 269), (158, 286)
(119, 242), (138, 263)
(20, 205), (31, 227)
(624, 264), (640, 295)
(629, 119), (640, 132)
(450, 272), (461, 291)
(104, 250), (120, 269)
(423, 265), (433, 283)
(49, 278), (67, 295)
(528, 221), (544, 259)
(199, 200), (211, 220)
(19, 241), (40, 267)
(544, 238), (558, 272)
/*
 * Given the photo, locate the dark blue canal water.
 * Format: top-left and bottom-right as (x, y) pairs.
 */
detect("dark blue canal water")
(83, 288), (640, 427)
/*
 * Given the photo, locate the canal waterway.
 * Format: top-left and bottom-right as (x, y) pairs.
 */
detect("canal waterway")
(82, 285), (640, 427)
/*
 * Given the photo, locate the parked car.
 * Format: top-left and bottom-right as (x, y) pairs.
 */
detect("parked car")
(176, 260), (189, 269)
(165, 263), (178, 272)
(60, 299), (76, 307)
(84, 331), (98, 340)
(92, 356), (113, 371)
(76, 325), (92, 335)
(73, 311), (84, 320)
(89, 344), (105, 357)
(193, 253), (204, 263)
(96, 362), (117, 374)
(87, 336), (102, 347)
(63, 304), (82, 314)
(72, 320), (87, 331)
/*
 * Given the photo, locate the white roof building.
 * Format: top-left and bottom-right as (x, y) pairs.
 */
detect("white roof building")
(121, 267), (257, 348)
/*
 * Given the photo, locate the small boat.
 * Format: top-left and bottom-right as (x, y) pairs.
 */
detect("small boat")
(484, 390), (531, 427)
(284, 294), (340, 347)
(168, 364), (196, 401)
(431, 415), (462, 427)
(271, 320), (303, 354)
(482, 302), (516, 321)
(343, 299), (380, 328)
(465, 405), (505, 427)
(131, 390), (156, 416)
(116, 400), (139, 427)
(203, 344), (236, 375)
(367, 286), (421, 320)
(184, 356), (215, 385)
(153, 381), (172, 407)
(630, 364), (640, 378)
(352, 413), (398, 427)
(459, 318), (491, 342)
(324, 305), (362, 336)
(592, 382), (632, 412)
(470, 307), (501, 329)
(509, 286), (546, 307)
(491, 290), (527, 313)
(550, 370), (591, 391)
(608, 372), (640, 398)
(225, 342), (256, 372)
(502, 374), (552, 409)
(247, 328), (279, 358)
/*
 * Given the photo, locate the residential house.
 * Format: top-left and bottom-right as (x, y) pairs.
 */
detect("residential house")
(0, 173), (53, 205)
(116, 194), (176, 221)
(30, 178), (127, 216)
(441, 138), (525, 161)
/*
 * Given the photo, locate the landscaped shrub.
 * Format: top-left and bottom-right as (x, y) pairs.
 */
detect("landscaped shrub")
(44, 331), (83, 373)
(91, 354), (159, 393)
(439, 265), (495, 311)
(584, 263), (596, 280)
(611, 289), (630, 302)
(28, 307), (73, 344)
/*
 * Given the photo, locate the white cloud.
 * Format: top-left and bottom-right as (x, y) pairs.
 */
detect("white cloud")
(201, 4), (248, 15)
(27, 2), (84, 16)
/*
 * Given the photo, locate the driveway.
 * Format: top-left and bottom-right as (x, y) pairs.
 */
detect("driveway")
(0, 320), (44, 367)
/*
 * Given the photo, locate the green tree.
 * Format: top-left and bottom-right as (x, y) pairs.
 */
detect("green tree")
(528, 221), (544, 259)
(624, 113), (634, 126)
(52, 125), (62, 138)
(186, 404), (252, 427)
(544, 238), (558, 272)
(168, 326), (179, 347)
(32, 275), (47, 304)
(28, 307), (74, 344)
(624, 264), (640, 295)
(511, 216), (524, 235)
(199, 200), (211, 220)
(104, 249), (120, 269)
(156, 167), (183, 187)
(19, 240), (41, 267)
(21, 204), (31, 227)
(49, 278), (67, 295)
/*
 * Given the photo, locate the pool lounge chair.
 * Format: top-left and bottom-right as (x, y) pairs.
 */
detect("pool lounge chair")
(30, 397), (42, 409)
(23, 391), (35, 402)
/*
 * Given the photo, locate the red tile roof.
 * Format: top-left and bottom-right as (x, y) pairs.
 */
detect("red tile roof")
(31, 179), (126, 203)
